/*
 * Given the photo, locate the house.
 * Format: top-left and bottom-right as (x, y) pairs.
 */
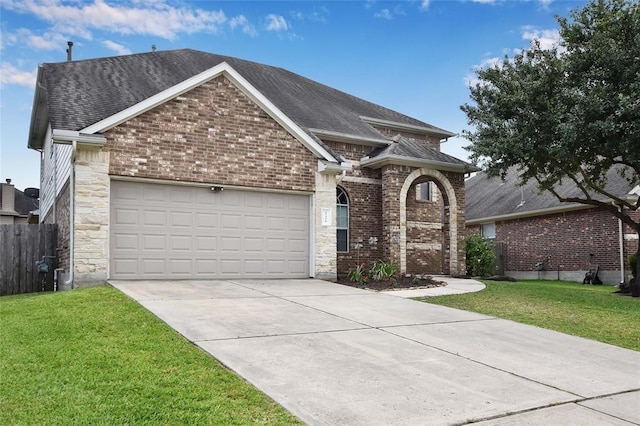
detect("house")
(0, 179), (39, 224)
(466, 166), (640, 284)
(27, 48), (475, 287)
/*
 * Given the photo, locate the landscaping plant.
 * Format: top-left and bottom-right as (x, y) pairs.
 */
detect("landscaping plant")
(465, 233), (496, 277)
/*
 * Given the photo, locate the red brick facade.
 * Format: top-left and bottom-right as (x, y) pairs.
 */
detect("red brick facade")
(328, 137), (467, 277)
(469, 207), (640, 282)
(105, 75), (317, 192)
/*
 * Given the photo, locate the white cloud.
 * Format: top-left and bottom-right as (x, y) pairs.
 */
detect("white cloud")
(102, 40), (131, 55)
(374, 4), (405, 19)
(521, 26), (563, 51)
(6, 29), (69, 50)
(469, 0), (497, 3)
(265, 14), (288, 31)
(420, 0), (430, 10)
(0, 63), (37, 87)
(229, 15), (258, 37)
(464, 56), (502, 87)
(374, 8), (393, 20)
(291, 7), (328, 23)
(2, 0), (227, 40)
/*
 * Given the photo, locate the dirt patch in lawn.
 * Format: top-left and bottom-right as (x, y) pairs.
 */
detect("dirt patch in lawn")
(335, 275), (447, 291)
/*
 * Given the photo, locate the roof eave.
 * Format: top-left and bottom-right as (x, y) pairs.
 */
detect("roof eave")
(360, 154), (477, 173)
(360, 115), (456, 138)
(308, 128), (391, 147)
(81, 62), (338, 163)
(27, 65), (48, 151)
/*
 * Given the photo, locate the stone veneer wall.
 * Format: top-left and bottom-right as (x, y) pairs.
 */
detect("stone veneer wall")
(315, 170), (339, 280)
(73, 148), (110, 287)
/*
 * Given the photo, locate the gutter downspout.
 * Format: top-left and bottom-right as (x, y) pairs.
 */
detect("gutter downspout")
(62, 140), (76, 289)
(618, 204), (625, 284)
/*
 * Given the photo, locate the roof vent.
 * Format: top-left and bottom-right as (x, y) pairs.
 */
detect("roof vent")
(152, 44), (157, 52)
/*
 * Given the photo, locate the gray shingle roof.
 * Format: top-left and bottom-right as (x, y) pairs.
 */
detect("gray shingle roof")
(30, 48), (453, 150)
(367, 136), (474, 169)
(465, 165), (636, 222)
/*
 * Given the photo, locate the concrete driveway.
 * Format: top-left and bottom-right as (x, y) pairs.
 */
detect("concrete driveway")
(111, 279), (640, 425)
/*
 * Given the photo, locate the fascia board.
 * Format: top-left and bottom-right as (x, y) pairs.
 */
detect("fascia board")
(308, 128), (391, 147)
(361, 154), (474, 173)
(27, 66), (48, 151)
(81, 62), (338, 163)
(466, 203), (595, 225)
(360, 115), (456, 138)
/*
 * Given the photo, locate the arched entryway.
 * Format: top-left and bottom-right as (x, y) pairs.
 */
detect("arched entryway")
(399, 168), (459, 275)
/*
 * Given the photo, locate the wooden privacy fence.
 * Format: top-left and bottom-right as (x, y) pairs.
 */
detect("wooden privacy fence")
(0, 224), (58, 296)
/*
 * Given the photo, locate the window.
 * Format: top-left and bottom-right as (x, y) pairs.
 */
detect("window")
(481, 223), (496, 240)
(336, 187), (349, 252)
(417, 182), (431, 201)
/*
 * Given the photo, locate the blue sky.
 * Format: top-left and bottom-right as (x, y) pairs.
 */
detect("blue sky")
(0, 0), (587, 191)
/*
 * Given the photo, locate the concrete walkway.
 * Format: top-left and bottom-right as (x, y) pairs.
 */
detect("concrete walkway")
(111, 279), (640, 425)
(380, 276), (486, 298)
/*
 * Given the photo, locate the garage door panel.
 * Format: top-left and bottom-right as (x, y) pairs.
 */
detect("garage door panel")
(142, 234), (165, 250)
(245, 215), (264, 230)
(196, 236), (218, 251)
(221, 214), (242, 230)
(114, 208), (139, 225)
(110, 181), (309, 279)
(143, 210), (167, 227)
(113, 233), (138, 250)
(143, 186), (168, 203)
(170, 235), (192, 251)
(170, 211), (193, 227)
(196, 212), (218, 229)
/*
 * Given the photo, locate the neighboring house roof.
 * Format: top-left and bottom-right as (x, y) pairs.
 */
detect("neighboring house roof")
(29, 49), (455, 156)
(466, 165), (636, 224)
(0, 185), (39, 217)
(363, 136), (477, 172)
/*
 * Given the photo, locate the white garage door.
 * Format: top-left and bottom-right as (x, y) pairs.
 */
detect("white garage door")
(110, 180), (310, 279)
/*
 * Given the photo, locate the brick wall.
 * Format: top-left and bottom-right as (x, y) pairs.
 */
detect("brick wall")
(336, 181), (383, 274)
(105, 75), (316, 192)
(406, 179), (443, 274)
(43, 180), (70, 273)
(497, 208), (636, 273)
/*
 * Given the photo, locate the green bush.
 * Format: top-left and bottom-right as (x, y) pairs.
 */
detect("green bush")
(347, 264), (368, 283)
(369, 260), (398, 282)
(629, 253), (638, 279)
(465, 233), (496, 277)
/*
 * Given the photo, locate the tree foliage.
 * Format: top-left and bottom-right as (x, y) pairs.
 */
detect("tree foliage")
(461, 0), (640, 235)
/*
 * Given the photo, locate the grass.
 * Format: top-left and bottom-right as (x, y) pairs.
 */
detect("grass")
(418, 280), (640, 352)
(0, 285), (301, 425)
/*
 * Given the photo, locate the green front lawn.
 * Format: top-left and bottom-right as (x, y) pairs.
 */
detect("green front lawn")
(419, 280), (640, 352)
(0, 286), (300, 425)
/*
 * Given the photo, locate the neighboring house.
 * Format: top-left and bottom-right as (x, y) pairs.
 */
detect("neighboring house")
(0, 179), (39, 224)
(466, 167), (640, 284)
(27, 48), (475, 287)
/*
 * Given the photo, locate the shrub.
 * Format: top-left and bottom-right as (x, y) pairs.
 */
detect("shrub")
(629, 253), (638, 279)
(465, 233), (496, 277)
(369, 260), (398, 282)
(347, 264), (368, 283)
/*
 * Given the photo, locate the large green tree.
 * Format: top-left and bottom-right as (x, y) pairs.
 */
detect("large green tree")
(462, 0), (640, 284)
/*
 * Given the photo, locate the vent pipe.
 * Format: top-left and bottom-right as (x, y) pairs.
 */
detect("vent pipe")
(152, 44), (156, 52)
(66, 41), (73, 61)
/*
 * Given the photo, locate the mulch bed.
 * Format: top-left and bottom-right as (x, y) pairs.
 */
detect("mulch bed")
(335, 275), (447, 291)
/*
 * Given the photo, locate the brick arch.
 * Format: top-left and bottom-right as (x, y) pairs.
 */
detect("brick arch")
(399, 168), (458, 274)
